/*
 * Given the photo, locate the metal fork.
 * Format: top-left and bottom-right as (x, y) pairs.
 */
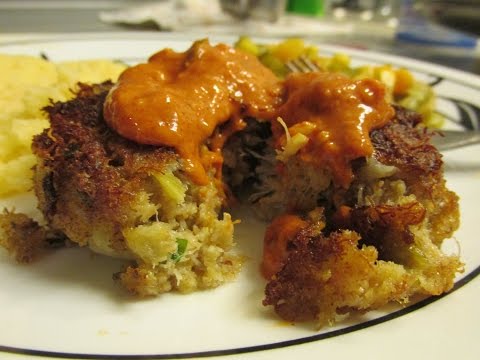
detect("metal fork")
(430, 129), (480, 151)
(286, 56), (480, 151)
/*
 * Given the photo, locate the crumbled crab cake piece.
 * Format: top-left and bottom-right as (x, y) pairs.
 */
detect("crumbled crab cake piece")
(262, 196), (462, 327)
(257, 107), (462, 327)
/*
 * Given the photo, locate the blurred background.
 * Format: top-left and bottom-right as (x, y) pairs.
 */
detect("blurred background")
(424, 0), (480, 36)
(0, 0), (479, 73)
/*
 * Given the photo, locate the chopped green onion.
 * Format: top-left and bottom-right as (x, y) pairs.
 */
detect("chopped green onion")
(171, 238), (188, 262)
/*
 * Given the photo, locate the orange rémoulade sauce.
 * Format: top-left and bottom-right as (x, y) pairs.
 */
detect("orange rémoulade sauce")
(261, 214), (308, 279)
(104, 40), (394, 187)
(104, 40), (282, 185)
(275, 72), (395, 187)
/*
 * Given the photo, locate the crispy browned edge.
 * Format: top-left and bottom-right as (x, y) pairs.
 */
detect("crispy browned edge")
(263, 106), (461, 323)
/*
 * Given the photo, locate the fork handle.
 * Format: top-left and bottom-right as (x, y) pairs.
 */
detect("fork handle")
(431, 130), (480, 151)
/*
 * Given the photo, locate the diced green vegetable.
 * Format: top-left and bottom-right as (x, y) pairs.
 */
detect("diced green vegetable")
(326, 53), (351, 73)
(234, 36), (261, 57)
(259, 52), (288, 77)
(277, 133), (309, 162)
(171, 238), (188, 262)
(153, 171), (186, 204)
(424, 112), (444, 128)
(235, 36), (444, 128)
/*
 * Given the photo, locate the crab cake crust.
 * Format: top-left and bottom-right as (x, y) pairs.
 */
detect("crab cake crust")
(262, 107), (462, 327)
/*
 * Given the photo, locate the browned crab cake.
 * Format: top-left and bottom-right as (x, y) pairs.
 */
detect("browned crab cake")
(32, 83), (240, 296)
(261, 107), (462, 327)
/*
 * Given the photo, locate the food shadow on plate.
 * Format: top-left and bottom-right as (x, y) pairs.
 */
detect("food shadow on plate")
(0, 245), (130, 301)
(229, 207), (281, 322)
(0, 193), (132, 302)
(0, 199), (282, 311)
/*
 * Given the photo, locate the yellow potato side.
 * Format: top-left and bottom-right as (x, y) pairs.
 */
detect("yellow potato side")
(0, 55), (127, 197)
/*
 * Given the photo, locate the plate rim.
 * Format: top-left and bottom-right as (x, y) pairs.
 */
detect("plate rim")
(0, 31), (479, 85)
(1, 32), (479, 359)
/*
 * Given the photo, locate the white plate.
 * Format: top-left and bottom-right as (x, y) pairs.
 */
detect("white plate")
(0, 33), (479, 360)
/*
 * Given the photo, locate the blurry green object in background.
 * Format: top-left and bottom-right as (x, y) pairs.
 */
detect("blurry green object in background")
(287, 0), (325, 16)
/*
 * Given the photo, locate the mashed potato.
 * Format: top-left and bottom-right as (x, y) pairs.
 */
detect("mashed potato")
(0, 54), (127, 197)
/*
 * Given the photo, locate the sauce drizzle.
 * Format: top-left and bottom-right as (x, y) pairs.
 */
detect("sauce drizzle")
(104, 41), (394, 188)
(104, 40), (281, 184)
(275, 72), (394, 187)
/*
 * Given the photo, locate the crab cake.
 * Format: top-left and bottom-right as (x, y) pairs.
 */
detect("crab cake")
(261, 107), (462, 327)
(32, 82), (240, 296)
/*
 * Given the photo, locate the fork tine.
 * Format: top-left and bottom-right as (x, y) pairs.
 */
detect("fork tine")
(290, 58), (311, 73)
(431, 129), (480, 151)
(299, 56), (319, 72)
(285, 60), (301, 73)
(286, 56), (320, 73)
